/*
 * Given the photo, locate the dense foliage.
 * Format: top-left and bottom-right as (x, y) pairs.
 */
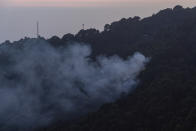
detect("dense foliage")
(3, 5), (196, 131)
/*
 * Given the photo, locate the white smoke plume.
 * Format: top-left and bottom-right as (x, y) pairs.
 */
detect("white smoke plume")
(0, 39), (149, 130)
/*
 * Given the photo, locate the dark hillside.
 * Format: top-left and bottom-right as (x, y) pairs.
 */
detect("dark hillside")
(1, 5), (196, 131)
(42, 5), (196, 131)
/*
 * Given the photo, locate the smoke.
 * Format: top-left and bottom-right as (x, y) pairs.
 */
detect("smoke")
(0, 39), (149, 130)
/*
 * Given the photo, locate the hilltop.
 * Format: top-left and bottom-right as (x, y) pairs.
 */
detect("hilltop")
(44, 5), (196, 131)
(2, 5), (196, 131)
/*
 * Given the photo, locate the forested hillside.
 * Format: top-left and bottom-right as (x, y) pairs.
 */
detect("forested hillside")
(43, 5), (196, 131)
(2, 5), (196, 131)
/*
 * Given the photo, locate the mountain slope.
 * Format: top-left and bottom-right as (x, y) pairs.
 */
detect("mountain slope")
(42, 5), (196, 131)
(2, 5), (196, 131)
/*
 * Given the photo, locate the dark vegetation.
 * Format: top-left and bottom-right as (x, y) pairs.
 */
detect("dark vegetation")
(3, 5), (196, 131)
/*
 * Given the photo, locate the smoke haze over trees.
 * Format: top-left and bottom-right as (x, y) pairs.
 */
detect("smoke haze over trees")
(1, 4), (196, 131)
(42, 5), (196, 131)
(0, 39), (148, 130)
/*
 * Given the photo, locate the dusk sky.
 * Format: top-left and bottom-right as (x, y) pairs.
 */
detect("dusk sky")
(0, 0), (195, 43)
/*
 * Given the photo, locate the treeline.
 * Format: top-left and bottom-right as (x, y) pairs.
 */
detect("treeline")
(2, 5), (196, 131)
(42, 5), (196, 131)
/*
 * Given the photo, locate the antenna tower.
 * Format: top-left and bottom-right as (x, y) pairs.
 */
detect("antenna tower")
(37, 21), (40, 38)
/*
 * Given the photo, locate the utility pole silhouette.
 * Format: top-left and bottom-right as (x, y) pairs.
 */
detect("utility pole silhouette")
(37, 21), (40, 38)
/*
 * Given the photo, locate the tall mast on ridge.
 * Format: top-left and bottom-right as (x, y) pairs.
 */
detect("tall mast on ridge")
(37, 21), (40, 38)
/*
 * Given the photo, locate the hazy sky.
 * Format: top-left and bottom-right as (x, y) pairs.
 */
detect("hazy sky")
(1, 0), (195, 7)
(0, 0), (195, 43)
